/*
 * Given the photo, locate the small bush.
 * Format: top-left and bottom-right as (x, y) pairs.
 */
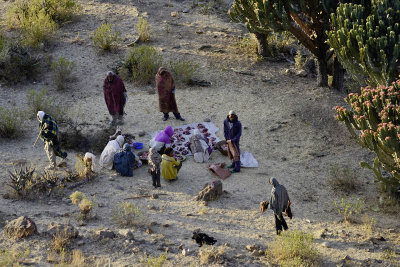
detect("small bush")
(267, 32), (296, 57)
(334, 197), (363, 223)
(0, 107), (25, 138)
(51, 57), (76, 91)
(69, 191), (85, 205)
(112, 201), (142, 227)
(266, 230), (320, 267)
(69, 191), (94, 220)
(0, 249), (30, 266)
(199, 1), (215, 15)
(361, 215), (376, 236)
(123, 45), (163, 85)
(0, 41), (41, 84)
(199, 246), (226, 265)
(7, 166), (35, 197)
(235, 34), (258, 55)
(169, 59), (199, 84)
(51, 226), (73, 253)
(142, 251), (168, 267)
(92, 23), (120, 51)
(135, 17), (152, 42)
(327, 164), (359, 193)
(21, 10), (57, 47)
(294, 51), (305, 70)
(26, 88), (67, 122)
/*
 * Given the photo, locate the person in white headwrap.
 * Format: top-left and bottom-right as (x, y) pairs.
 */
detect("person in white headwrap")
(190, 129), (211, 163)
(36, 111), (67, 170)
(99, 135), (124, 169)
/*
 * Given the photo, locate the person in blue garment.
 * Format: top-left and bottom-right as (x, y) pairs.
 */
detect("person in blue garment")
(223, 110), (242, 173)
(114, 143), (135, 177)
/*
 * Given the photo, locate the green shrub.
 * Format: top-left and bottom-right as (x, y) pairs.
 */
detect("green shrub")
(21, 9), (57, 47)
(0, 41), (41, 83)
(0, 107), (25, 138)
(267, 32), (296, 57)
(51, 57), (76, 91)
(334, 197), (363, 223)
(294, 51), (305, 70)
(327, 164), (359, 193)
(69, 191), (85, 205)
(169, 59), (198, 84)
(0, 249), (30, 266)
(235, 34), (258, 54)
(69, 191), (94, 220)
(123, 45), (163, 85)
(142, 251), (168, 267)
(92, 23), (121, 51)
(266, 230), (320, 267)
(26, 88), (67, 122)
(112, 201), (142, 227)
(135, 16), (152, 42)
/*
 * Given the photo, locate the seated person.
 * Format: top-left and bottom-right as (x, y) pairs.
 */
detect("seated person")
(99, 135), (124, 169)
(161, 147), (181, 181)
(114, 143), (135, 177)
(151, 125), (174, 155)
(190, 129), (211, 163)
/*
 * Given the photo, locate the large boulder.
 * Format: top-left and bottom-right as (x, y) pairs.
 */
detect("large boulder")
(44, 222), (79, 239)
(4, 216), (38, 239)
(194, 180), (223, 202)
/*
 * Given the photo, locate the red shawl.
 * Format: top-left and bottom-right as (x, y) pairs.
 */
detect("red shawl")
(156, 68), (178, 113)
(103, 74), (126, 115)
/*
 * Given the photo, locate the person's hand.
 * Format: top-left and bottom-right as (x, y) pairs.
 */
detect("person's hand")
(226, 139), (231, 144)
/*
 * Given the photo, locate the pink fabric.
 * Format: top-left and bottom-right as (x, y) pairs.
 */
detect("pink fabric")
(155, 126), (174, 144)
(103, 75), (126, 115)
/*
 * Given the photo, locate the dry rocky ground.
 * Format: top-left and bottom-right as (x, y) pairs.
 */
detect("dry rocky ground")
(0, 0), (399, 266)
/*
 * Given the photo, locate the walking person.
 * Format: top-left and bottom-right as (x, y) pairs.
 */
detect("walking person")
(103, 71), (127, 125)
(260, 177), (292, 235)
(36, 111), (68, 170)
(155, 67), (184, 121)
(148, 147), (162, 188)
(223, 110), (242, 173)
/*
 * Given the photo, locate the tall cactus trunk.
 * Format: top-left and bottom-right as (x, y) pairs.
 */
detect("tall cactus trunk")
(254, 32), (270, 57)
(317, 56), (328, 87)
(332, 56), (345, 91)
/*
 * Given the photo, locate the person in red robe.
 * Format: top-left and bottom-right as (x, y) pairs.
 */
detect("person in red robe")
(156, 67), (184, 121)
(103, 71), (127, 125)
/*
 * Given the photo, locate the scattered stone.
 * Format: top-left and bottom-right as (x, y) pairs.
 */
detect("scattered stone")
(231, 68), (255, 76)
(62, 198), (71, 205)
(77, 240), (86, 246)
(246, 244), (257, 251)
(305, 219), (311, 223)
(170, 11), (178, 17)
(109, 177), (115, 181)
(343, 255), (351, 261)
(115, 185), (124, 191)
(251, 250), (264, 257)
(234, 254), (247, 259)
(147, 205), (156, 211)
(198, 45), (212, 50)
(194, 180), (223, 202)
(269, 124), (281, 131)
(178, 244), (184, 250)
(388, 229), (396, 233)
(45, 222), (79, 239)
(213, 49), (225, 53)
(281, 157), (287, 161)
(182, 9), (189, 13)
(296, 70), (308, 77)
(119, 230), (135, 241)
(321, 242), (331, 248)
(284, 68), (296, 75)
(186, 213), (194, 216)
(97, 230), (116, 239)
(98, 203), (105, 208)
(162, 223), (169, 228)
(188, 78), (211, 87)
(204, 118), (211, 122)
(150, 194), (159, 199)
(150, 221), (158, 226)
(4, 216), (38, 239)
(138, 131), (146, 137)
(315, 228), (328, 239)
(127, 36), (140, 47)
(196, 30), (204, 34)
(146, 228), (153, 234)
(200, 201), (208, 206)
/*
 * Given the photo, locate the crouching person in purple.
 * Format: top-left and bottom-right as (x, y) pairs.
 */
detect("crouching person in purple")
(223, 110), (242, 173)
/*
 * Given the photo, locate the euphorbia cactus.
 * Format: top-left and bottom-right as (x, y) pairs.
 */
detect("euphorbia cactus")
(328, 0), (400, 87)
(335, 80), (400, 192)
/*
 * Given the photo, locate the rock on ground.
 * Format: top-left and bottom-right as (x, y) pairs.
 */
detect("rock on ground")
(4, 216), (38, 239)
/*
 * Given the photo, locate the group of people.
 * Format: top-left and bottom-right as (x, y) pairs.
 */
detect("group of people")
(35, 67), (292, 235)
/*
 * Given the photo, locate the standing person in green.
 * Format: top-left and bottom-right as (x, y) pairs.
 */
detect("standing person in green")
(36, 111), (67, 170)
(155, 67), (185, 121)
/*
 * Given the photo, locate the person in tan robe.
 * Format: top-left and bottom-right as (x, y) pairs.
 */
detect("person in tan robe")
(156, 67), (185, 121)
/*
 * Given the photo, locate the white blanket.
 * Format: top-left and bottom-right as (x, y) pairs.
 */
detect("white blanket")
(240, 151), (258, 168)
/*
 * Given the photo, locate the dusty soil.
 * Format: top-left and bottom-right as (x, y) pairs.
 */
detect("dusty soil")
(0, 0), (399, 266)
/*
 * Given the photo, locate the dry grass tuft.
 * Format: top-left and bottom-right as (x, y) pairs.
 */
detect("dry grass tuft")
(112, 201), (142, 227)
(199, 246), (226, 265)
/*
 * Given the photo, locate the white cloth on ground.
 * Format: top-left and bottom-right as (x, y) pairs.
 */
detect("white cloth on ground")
(240, 151), (258, 167)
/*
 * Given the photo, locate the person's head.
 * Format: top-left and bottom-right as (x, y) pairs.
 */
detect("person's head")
(164, 125), (174, 137)
(164, 147), (174, 156)
(228, 110), (236, 121)
(116, 135), (125, 147)
(269, 177), (279, 187)
(157, 67), (168, 77)
(123, 143), (131, 152)
(37, 111), (45, 122)
(107, 71), (114, 82)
